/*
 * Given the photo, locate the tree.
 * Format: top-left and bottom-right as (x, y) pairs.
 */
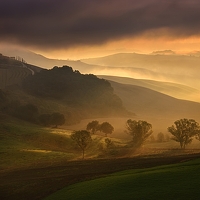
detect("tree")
(157, 132), (165, 143)
(39, 114), (51, 126)
(126, 119), (153, 148)
(99, 122), (114, 137)
(168, 118), (200, 149)
(51, 112), (65, 128)
(196, 132), (200, 141)
(71, 130), (92, 159)
(86, 120), (99, 134)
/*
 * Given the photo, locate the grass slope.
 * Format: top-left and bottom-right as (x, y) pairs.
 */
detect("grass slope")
(44, 158), (200, 200)
(0, 119), (76, 171)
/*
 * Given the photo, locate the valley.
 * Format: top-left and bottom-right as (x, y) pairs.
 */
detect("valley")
(1, 51), (200, 200)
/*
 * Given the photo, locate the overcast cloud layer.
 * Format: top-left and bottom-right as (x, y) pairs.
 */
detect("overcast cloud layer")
(1, 0), (200, 49)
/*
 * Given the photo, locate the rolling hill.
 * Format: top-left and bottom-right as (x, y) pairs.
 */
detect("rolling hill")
(106, 80), (200, 134)
(3, 48), (200, 89)
(82, 52), (200, 88)
(98, 75), (200, 103)
(65, 79), (200, 136)
(0, 47), (103, 74)
(1, 50), (200, 135)
(0, 56), (129, 125)
(0, 54), (42, 89)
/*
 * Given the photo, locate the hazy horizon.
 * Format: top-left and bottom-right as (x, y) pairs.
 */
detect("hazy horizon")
(1, 0), (200, 60)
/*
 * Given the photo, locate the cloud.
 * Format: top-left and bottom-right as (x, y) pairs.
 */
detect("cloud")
(1, 0), (200, 50)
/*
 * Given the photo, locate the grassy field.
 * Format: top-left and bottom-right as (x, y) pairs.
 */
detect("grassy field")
(1, 118), (200, 200)
(0, 119), (77, 172)
(43, 158), (200, 200)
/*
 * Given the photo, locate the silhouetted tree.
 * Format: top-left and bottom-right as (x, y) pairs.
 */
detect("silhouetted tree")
(99, 122), (114, 137)
(39, 114), (52, 126)
(71, 130), (92, 159)
(168, 118), (200, 149)
(51, 112), (65, 128)
(86, 120), (99, 134)
(126, 119), (153, 148)
(157, 132), (165, 143)
(196, 132), (200, 142)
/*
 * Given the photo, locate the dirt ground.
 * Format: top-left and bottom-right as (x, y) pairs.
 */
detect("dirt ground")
(1, 152), (200, 200)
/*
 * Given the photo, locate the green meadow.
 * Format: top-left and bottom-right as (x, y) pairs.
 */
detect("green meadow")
(1, 118), (200, 200)
(0, 119), (75, 171)
(44, 158), (200, 200)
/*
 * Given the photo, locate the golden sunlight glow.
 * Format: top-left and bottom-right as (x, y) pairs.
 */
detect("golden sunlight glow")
(33, 35), (200, 60)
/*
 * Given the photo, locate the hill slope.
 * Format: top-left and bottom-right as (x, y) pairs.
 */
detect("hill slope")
(0, 54), (42, 89)
(0, 64), (129, 125)
(109, 80), (200, 133)
(82, 53), (200, 88)
(98, 75), (200, 102)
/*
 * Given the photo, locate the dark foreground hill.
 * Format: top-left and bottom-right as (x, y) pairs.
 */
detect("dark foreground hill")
(0, 59), (129, 124)
(22, 66), (127, 117)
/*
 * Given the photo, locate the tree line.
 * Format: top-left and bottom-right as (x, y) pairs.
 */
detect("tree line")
(71, 118), (200, 159)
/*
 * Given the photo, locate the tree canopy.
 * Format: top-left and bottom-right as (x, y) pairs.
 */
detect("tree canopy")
(168, 118), (200, 149)
(126, 119), (153, 148)
(50, 112), (65, 128)
(71, 130), (92, 159)
(99, 122), (114, 137)
(22, 66), (124, 113)
(86, 120), (99, 134)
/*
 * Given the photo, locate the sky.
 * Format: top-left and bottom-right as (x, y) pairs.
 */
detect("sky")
(1, 0), (200, 59)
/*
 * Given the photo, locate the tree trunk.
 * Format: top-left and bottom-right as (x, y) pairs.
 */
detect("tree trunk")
(82, 149), (85, 160)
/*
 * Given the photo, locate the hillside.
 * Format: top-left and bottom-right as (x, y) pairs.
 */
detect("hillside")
(82, 53), (200, 88)
(1, 51), (200, 133)
(0, 47), (103, 74)
(0, 62), (129, 125)
(0, 53), (42, 89)
(2, 48), (200, 89)
(109, 80), (200, 133)
(22, 66), (126, 116)
(2, 49), (200, 88)
(98, 75), (200, 102)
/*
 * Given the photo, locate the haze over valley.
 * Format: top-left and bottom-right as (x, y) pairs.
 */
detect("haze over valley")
(1, 49), (200, 136)
(1, 1), (200, 199)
